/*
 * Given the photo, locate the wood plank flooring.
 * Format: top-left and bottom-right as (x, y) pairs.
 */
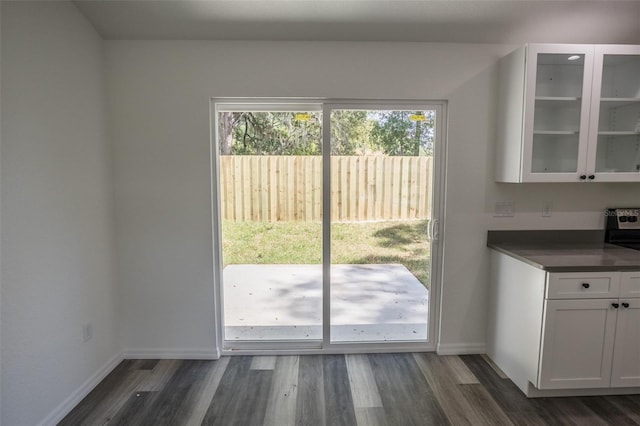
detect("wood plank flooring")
(59, 353), (640, 426)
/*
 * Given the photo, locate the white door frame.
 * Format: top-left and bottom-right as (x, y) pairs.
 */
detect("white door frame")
(210, 98), (447, 355)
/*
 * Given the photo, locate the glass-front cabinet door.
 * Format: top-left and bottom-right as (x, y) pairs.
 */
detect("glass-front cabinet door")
(522, 44), (594, 182)
(588, 45), (640, 181)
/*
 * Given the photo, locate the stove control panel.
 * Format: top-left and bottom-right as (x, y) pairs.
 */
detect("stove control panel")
(609, 208), (640, 230)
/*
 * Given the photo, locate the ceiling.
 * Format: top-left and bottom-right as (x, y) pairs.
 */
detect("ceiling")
(73, 0), (640, 43)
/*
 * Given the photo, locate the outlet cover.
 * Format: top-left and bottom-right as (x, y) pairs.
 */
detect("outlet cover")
(494, 202), (514, 217)
(82, 322), (93, 342)
(542, 204), (552, 217)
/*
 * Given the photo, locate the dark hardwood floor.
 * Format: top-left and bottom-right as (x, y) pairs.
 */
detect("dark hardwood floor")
(59, 353), (640, 425)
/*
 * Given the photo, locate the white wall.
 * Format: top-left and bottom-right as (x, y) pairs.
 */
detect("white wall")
(0, 3), (3, 423)
(106, 41), (507, 355)
(105, 39), (640, 356)
(1, 2), (120, 425)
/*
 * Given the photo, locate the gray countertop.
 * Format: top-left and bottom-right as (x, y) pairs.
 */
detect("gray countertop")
(487, 230), (640, 272)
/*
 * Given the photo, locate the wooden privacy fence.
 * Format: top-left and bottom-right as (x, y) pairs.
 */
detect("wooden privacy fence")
(219, 155), (433, 222)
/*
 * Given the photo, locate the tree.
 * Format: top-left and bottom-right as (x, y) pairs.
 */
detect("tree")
(218, 109), (435, 157)
(370, 111), (435, 156)
(220, 112), (234, 155)
(219, 111), (322, 155)
(330, 110), (372, 155)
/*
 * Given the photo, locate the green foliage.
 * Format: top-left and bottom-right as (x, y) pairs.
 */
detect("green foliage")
(220, 109), (435, 157)
(330, 110), (372, 155)
(229, 112), (322, 155)
(370, 111), (435, 156)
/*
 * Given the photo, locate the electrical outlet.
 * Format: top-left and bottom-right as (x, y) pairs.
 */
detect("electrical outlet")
(494, 202), (514, 217)
(542, 204), (552, 217)
(82, 322), (93, 342)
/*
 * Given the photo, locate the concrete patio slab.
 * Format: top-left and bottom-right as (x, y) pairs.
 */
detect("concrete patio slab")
(223, 264), (429, 342)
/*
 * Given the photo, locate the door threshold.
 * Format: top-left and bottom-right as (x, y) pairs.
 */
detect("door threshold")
(222, 341), (434, 356)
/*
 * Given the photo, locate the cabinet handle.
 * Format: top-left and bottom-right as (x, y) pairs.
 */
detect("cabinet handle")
(582, 283), (590, 289)
(579, 175), (587, 180)
(612, 303), (620, 309)
(622, 302), (630, 308)
(588, 175), (595, 180)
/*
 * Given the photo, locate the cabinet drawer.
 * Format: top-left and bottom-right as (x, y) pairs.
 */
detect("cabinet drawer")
(620, 272), (640, 298)
(546, 272), (619, 299)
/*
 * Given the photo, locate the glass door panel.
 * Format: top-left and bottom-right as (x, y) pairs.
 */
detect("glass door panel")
(329, 109), (434, 343)
(531, 53), (586, 174)
(215, 100), (442, 352)
(594, 54), (640, 174)
(217, 107), (323, 343)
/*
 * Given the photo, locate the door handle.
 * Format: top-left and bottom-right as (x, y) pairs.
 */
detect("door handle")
(429, 219), (440, 242)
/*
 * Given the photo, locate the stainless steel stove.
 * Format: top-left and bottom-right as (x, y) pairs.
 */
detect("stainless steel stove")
(605, 208), (640, 250)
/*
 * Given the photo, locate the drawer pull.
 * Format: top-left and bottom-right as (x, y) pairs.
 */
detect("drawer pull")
(582, 283), (590, 289)
(622, 302), (630, 308)
(612, 303), (620, 309)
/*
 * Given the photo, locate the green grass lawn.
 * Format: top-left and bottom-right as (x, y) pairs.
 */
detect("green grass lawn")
(222, 219), (430, 288)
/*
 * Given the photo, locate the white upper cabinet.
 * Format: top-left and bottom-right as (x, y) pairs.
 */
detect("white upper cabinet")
(496, 44), (640, 183)
(523, 45), (594, 182)
(588, 45), (640, 181)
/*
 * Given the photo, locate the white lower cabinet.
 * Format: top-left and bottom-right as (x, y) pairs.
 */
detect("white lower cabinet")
(538, 298), (617, 389)
(488, 252), (640, 396)
(537, 272), (640, 389)
(539, 272), (640, 390)
(610, 299), (640, 387)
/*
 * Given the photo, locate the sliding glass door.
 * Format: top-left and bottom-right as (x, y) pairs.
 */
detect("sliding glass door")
(215, 104), (324, 345)
(328, 106), (435, 344)
(212, 100), (444, 352)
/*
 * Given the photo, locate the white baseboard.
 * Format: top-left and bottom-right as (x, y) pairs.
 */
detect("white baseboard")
(38, 352), (124, 426)
(122, 347), (221, 360)
(436, 342), (486, 355)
